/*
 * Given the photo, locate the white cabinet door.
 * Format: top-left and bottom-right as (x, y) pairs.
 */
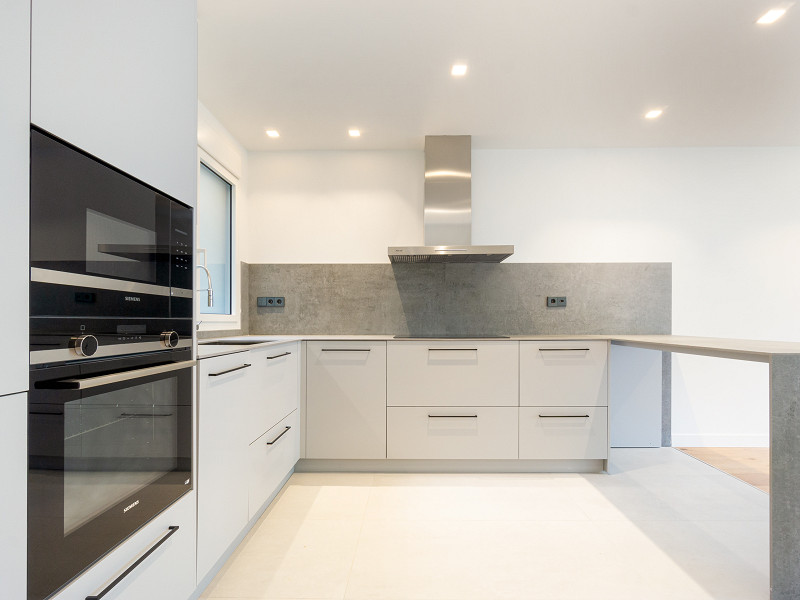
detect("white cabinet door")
(0, 0), (29, 397)
(519, 407), (608, 460)
(53, 491), (196, 600)
(306, 341), (387, 459)
(197, 351), (252, 581)
(248, 410), (300, 520)
(387, 341), (519, 407)
(520, 341), (608, 407)
(387, 407), (518, 460)
(30, 0), (197, 205)
(246, 342), (299, 445)
(0, 392), (26, 599)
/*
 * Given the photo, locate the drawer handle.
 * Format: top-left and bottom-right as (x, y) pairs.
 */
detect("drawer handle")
(85, 525), (179, 600)
(208, 363), (251, 377)
(428, 414), (478, 418)
(428, 348), (478, 352)
(321, 348), (371, 352)
(539, 348), (590, 352)
(266, 425), (292, 445)
(538, 414), (590, 418)
(267, 351), (291, 360)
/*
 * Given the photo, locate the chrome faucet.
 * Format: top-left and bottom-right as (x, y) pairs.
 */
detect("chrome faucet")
(196, 264), (214, 308)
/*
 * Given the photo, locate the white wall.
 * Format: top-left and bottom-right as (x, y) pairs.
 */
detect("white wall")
(245, 151), (423, 264)
(243, 146), (800, 445)
(31, 0), (198, 206)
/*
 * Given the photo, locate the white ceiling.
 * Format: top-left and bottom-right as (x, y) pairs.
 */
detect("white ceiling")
(198, 0), (800, 151)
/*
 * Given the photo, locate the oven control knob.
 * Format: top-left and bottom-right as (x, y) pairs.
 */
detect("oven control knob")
(70, 335), (98, 357)
(161, 331), (180, 348)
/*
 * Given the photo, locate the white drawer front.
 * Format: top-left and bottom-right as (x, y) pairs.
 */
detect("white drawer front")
(306, 341), (387, 459)
(387, 407), (518, 460)
(387, 341), (519, 407)
(248, 410), (299, 520)
(247, 342), (299, 444)
(519, 407), (608, 460)
(520, 340), (608, 407)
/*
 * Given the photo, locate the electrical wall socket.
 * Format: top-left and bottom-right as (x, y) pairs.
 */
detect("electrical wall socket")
(546, 296), (567, 307)
(257, 296), (285, 307)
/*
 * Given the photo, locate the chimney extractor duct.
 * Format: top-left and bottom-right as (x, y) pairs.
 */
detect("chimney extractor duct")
(388, 135), (514, 263)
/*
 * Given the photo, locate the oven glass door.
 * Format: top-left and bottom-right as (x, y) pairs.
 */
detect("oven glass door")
(28, 354), (193, 600)
(30, 127), (171, 289)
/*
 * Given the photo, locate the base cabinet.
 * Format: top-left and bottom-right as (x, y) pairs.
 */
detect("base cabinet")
(248, 410), (300, 520)
(519, 407), (608, 460)
(306, 341), (387, 459)
(387, 407), (518, 460)
(52, 492), (196, 600)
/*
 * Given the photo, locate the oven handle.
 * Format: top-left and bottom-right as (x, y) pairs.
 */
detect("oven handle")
(48, 360), (196, 390)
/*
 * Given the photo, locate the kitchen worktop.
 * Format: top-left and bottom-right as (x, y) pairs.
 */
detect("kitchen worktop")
(198, 333), (800, 361)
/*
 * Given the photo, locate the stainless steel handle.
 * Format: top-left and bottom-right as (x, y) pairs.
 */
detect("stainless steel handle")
(539, 348), (590, 352)
(209, 363), (251, 377)
(267, 352), (291, 360)
(538, 414), (590, 418)
(51, 360), (195, 390)
(320, 348), (371, 352)
(266, 425), (292, 445)
(428, 348), (478, 352)
(85, 526), (179, 599)
(435, 248), (466, 252)
(428, 414), (478, 418)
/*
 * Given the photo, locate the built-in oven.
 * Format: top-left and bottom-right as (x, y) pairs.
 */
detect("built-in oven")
(29, 125), (193, 364)
(27, 348), (193, 600)
(28, 125), (196, 599)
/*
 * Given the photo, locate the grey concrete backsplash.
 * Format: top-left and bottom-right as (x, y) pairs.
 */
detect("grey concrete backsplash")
(247, 262), (671, 336)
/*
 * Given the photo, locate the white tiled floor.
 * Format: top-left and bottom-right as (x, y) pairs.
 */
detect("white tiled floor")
(200, 448), (769, 600)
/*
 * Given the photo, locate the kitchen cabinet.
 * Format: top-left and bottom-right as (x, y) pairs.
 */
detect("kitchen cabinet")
(387, 341), (518, 407)
(306, 341), (387, 459)
(519, 407), (608, 459)
(519, 340), (608, 460)
(387, 407), (518, 460)
(197, 342), (301, 583)
(52, 491), (196, 600)
(248, 410), (300, 519)
(0, 392), (26, 599)
(245, 342), (300, 445)
(197, 350), (252, 581)
(30, 0), (197, 206)
(520, 341), (608, 406)
(0, 0), (29, 397)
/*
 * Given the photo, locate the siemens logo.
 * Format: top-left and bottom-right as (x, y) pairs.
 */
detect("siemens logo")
(124, 296), (141, 302)
(123, 500), (140, 514)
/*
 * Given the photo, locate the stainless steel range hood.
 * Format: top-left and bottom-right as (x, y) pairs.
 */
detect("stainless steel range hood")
(388, 135), (514, 263)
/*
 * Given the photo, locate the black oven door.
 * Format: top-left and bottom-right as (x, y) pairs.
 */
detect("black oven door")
(27, 350), (193, 600)
(29, 127), (192, 319)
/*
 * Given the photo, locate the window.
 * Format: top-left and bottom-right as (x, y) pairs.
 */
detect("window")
(197, 162), (233, 316)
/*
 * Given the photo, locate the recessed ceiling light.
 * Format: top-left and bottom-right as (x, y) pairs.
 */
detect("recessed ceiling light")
(348, 129), (361, 137)
(265, 129), (280, 138)
(451, 64), (468, 77)
(644, 109), (664, 119)
(757, 4), (793, 24)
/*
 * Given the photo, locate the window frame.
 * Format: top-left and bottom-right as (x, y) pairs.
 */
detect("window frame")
(196, 147), (239, 331)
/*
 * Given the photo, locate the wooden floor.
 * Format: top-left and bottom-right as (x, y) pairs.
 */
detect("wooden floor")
(677, 447), (770, 493)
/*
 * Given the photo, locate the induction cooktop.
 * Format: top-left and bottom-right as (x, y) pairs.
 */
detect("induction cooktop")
(393, 334), (510, 339)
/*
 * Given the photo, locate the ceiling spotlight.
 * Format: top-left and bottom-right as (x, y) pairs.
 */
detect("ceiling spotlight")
(265, 129), (280, 138)
(757, 4), (793, 24)
(348, 129), (361, 137)
(644, 109), (664, 119)
(451, 64), (468, 77)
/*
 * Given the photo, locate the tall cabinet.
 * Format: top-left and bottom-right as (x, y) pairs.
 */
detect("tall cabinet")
(0, 1), (29, 597)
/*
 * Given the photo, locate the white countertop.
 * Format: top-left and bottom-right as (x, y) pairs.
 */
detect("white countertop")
(196, 333), (800, 362)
